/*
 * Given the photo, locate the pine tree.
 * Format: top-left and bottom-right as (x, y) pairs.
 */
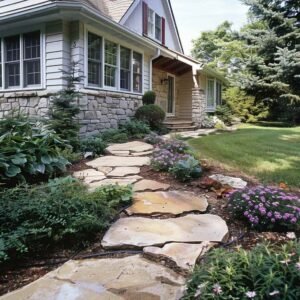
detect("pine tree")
(49, 61), (82, 150)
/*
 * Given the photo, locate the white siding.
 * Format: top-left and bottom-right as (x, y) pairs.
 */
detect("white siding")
(143, 53), (151, 91)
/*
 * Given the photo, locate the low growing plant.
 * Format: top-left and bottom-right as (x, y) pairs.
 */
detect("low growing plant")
(183, 242), (300, 300)
(170, 156), (202, 182)
(227, 186), (300, 231)
(157, 139), (189, 154)
(0, 177), (132, 263)
(120, 120), (150, 139)
(144, 132), (164, 145)
(80, 136), (107, 156)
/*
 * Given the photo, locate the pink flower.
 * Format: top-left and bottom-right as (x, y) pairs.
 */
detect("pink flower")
(246, 291), (257, 298)
(213, 283), (222, 295)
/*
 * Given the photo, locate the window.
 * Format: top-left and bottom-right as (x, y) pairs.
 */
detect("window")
(147, 9), (155, 38)
(88, 33), (102, 86)
(0, 31), (41, 90)
(120, 47), (131, 90)
(105, 40), (118, 87)
(155, 14), (162, 41)
(207, 79), (215, 108)
(133, 52), (142, 93)
(216, 81), (222, 105)
(23, 31), (41, 86)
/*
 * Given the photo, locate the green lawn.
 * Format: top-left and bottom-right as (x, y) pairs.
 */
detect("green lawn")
(189, 125), (300, 188)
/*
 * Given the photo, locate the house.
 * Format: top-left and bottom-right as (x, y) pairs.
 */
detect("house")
(0, 0), (225, 134)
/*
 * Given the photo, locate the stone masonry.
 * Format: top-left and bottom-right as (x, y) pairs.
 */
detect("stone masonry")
(0, 90), (142, 136)
(192, 88), (206, 127)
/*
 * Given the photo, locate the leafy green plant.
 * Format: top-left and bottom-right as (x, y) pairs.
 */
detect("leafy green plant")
(216, 104), (234, 125)
(80, 136), (107, 156)
(142, 91), (156, 105)
(0, 116), (69, 183)
(135, 104), (166, 130)
(170, 156), (202, 182)
(183, 242), (300, 300)
(120, 120), (150, 139)
(0, 177), (132, 263)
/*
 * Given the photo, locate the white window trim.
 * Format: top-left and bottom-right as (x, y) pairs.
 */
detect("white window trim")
(0, 27), (45, 92)
(84, 25), (144, 95)
(166, 73), (176, 117)
(147, 7), (162, 43)
(206, 78), (222, 111)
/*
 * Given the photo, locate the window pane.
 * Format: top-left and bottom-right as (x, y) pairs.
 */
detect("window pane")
(24, 60), (40, 86)
(105, 41), (117, 66)
(207, 80), (215, 107)
(88, 33), (102, 86)
(121, 70), (130, 90)
(5, 35), (20, 88)
(5, 35), (20, 62)
(105, 65), (116, 87)
(148, 9), (154, 37)
(6, 63), (20, 87)
(133, 52), (142, 93)
(155, 14), (162, 41)
(24, 31), (40, 59)
(120, 47), (131, 90)
(120, 47), (130, 70)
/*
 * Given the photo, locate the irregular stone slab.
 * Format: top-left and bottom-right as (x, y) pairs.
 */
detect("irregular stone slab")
(126, 191), (208, 216)
(131, 150), (153, 157)
(73, 169), (106, 184)
(106, 141), (153, 154)
(88, 176), (140, 190)
(1, 255), (185, 300)
(209, 174), (247, 189)
(97, 166), (113, 175)
(107, 167), (140, 177)
(144, 242), (215, 272)
(108, 150), (130, 156)
(86, 156), (150, 168)
(102, 214), (229, 249)
(133, 180), (170, 192)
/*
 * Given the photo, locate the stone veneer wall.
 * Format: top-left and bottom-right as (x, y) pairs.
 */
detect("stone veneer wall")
(0, 90), (142, 136)
(192, 88), (206, 127)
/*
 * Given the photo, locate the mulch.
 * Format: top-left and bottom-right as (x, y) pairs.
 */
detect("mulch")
(0, 159), (298, 296)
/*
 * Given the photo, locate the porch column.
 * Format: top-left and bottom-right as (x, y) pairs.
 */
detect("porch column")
(192, 88), (206, 127)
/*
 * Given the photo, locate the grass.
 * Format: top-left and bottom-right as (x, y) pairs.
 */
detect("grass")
(189, 125), (300, 188)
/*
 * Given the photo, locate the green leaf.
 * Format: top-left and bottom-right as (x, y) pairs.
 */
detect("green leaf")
(11, 155), (27, 165)
(5, 165), (21, 177)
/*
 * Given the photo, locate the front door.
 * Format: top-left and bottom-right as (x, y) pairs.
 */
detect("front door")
(167, 75), (175, 115)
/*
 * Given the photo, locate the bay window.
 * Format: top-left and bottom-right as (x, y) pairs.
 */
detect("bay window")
(86, 31), (143, 93)
(104, 41), (118, 87)
(0, 31), (41, 90)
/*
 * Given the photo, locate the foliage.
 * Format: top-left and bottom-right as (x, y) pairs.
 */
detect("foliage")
(0, 115), (69, 183)
(201, 115), (217, 129)
(157, 139), (189, 154)
(135, 104), (166, 130)
(142, 91), (156, 105)
(170, 156), (202, 182)
(100, 128), (128, 143)
(58, 148), (82, 163)
(80, 136), (107, 156)
(183, 242), (300, 300)
(227, 186), (300, 231)
(216, 105), (234, 125)
(144, 132), (164, 145)
(49, 61), (81, 149)
(0, 177), (132, 263)
(119, 120), (151, 139)
(223, 87), (269, 123)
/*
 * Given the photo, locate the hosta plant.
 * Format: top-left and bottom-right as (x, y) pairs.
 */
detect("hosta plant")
(227, 186), (300, 230)
(183, 242), (300, 300)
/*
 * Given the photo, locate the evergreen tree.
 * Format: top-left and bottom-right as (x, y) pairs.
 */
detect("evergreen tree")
(49, 61), (82, 150)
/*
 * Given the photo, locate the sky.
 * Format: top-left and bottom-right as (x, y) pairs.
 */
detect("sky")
(171, 0), (249, 54)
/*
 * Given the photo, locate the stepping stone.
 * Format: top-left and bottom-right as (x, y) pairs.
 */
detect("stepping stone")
(88, 176), (140, 190)
(209, 174), (247, 189)
(73, 169), (106, 184)
(107, 167), (140, 177)
(144, 242), (215, 273)
(131, 150), (153, 157)
(101, 214), (229, 249)
(106, 141), (153, 154)
(1, 255), (185, 300)
(107, 150), (130, 156)
(133, 180), (170, 192)
(86, 156), (150, 168)
(97, 166), (113, 175)
(126, 191), (208, 216)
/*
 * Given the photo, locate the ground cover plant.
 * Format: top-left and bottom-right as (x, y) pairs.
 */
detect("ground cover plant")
(0, 116), (69, 183)
(227, 186), (300, 231)
(189, 125), (300, 188)
(183, 241), (300, 300)
(0, 177), (132, 263)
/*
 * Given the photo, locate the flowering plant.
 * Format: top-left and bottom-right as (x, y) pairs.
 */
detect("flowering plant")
(227, 186), (300, 230)
(157, 139), (189, 154)
(143, 132), (164, 145)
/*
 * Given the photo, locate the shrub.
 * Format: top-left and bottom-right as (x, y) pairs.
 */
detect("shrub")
(142, 91), (156, 105)
(80, 136), (107, 156)
(101, 129), (129, 143)
(120, 120), (150, 139)
(157, 139), (189, 154)
(216, 104), (234, 125)
(183, 242), (300, 300)
(58, 148), (82, 163)
(144, 132), (164, 145)
(0, 116), (69, 183)
(227, 186), (300, 231)
(135, 104), (165, 130)
(0, 177), (132, 263)
(170, 156), (202, 182)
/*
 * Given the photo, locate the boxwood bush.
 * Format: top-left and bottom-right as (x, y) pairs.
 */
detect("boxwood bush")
(183, 242), (300, 299)
(0, 177), (132, 263)
(135, 104), (166, 130)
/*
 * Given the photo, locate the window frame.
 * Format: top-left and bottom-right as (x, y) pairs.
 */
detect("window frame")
(0, 28), (45, 92)
(84, 26), (144, 95)
(206, 78), (222, 111)
(147, 8), (162, 42)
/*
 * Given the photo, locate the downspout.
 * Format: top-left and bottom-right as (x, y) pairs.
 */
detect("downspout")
(149, 48), (161, 90)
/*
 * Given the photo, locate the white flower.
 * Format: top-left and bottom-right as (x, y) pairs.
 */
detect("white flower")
(194, 283), (206, 298)
(296, 262), (300, 270)
(246, 291), (257, 298)
(213, 283), (222, 295)
(269, 290), (280, 296)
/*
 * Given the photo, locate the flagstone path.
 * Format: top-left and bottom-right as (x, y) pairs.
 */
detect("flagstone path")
(1, 140), (241, 300)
